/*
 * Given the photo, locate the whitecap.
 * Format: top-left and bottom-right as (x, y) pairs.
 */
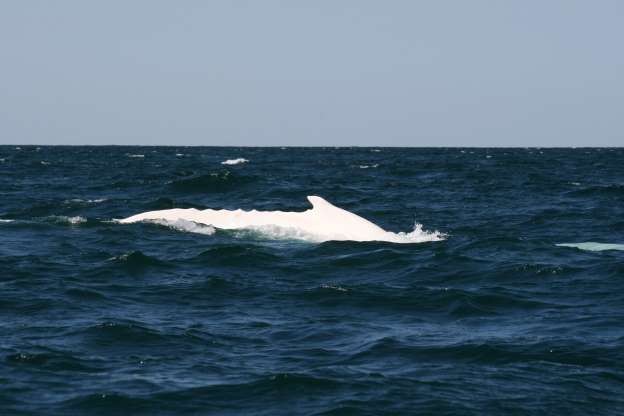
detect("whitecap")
(0, 219), (14, 223)
(359, 164), (379, 169)
(106, 253), (131, 262)
(41, 161), (50, 165)
(556, 242), (624, 252)
(126, 154), (144, 158)
(118, 196), (445, 244)
(230, 224), (330, 243)
(49, 216), (87, 225)
(148, 218), (216, 236)
(221, 158), (249, 165)
(65, 216), (87, 225)
(175, 153), (184, 157)
(320, 284), (348, 292)
(389, 223), (446, 244)
(66, 198), (107, 204)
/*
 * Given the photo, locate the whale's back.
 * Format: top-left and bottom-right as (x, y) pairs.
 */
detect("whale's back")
(118, 196), (444, 243)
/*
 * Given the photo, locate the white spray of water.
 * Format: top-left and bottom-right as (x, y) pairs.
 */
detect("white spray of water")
(149, 218), (216, 235)
(49, 216), (87, 225)
(221, 158), (249, 165)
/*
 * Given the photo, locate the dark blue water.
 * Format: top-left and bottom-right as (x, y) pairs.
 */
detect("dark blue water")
(1, 146), (623, 415)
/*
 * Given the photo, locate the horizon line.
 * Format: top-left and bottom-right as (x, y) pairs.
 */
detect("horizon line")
(2, 144), (623, 149)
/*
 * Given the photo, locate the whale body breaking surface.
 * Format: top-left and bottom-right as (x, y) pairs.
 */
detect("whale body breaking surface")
(118, 196), (445, 244)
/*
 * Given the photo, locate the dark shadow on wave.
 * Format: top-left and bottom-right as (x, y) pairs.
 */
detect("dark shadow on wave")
(169, 170), (257, 193)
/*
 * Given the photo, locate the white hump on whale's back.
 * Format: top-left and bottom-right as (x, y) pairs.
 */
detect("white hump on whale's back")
(118, 196), (445, 244)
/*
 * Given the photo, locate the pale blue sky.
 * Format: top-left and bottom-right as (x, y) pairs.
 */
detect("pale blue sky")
(1, 1), (622, 146)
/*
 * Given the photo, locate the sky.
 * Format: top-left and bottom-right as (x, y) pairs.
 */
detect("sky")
(1, 1), (623, 146)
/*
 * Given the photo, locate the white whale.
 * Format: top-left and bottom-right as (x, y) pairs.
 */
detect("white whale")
(118, 196), (444, 244)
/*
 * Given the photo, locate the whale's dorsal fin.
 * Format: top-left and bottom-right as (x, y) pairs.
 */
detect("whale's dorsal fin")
(307, 195), (336, 210)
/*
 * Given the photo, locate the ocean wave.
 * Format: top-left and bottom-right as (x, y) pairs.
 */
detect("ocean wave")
(221, 158), (249, 165)
(148, 218), (216, 235)
(319, 283), (349, 292)
(76, 321), (169, 348)
(59, 373), (343, 414)
(105, 251), (171, 273)
(566, 183), (624, 198)
(126, 154), (145, 158)
(118, 196), (445, 244)
(6, 350), (103, 373)
(192, 245), (280, 267)
(64, 198), (107, 205)
(300, 285), (550, 316)
(65, 287), (108, 301)
(47, 215), (87, 225)
(341, 336), (618, 368)
(0, 219), (14, 223)
(169, 171), (255, 193)
(556, 242), (624, 252)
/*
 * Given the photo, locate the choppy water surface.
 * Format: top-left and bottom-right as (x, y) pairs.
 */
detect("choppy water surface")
(1, 146), (623, 415)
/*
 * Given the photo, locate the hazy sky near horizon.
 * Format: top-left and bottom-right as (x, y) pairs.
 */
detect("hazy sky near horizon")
(1, 1), (623, 146)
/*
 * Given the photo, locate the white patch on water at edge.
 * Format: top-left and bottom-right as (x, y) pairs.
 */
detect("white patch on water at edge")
(320, 284), (349, 292)
(221, 158), (249, 165)
(118, 196), (446, 244)
(65, 198), (107, 204)
(556, 242), (624, 252)
(148, 218), (216, 236)
(49, 216), (87, 225)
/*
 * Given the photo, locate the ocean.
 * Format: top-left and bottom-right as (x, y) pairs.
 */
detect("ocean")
(1, 146), (623, 415)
